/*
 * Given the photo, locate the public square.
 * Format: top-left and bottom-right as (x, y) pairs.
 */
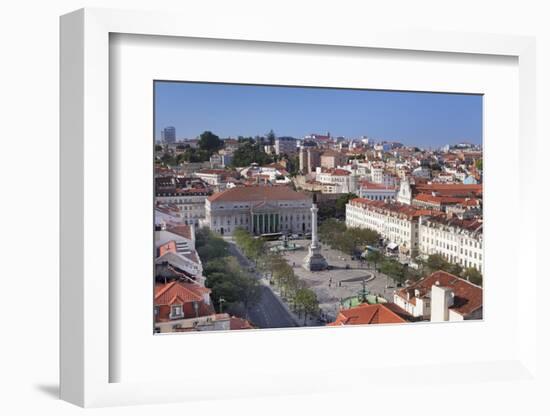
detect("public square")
(269, 239), (397, 321)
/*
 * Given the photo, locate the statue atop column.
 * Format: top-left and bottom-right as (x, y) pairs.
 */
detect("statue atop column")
(302, 203), (328, 271)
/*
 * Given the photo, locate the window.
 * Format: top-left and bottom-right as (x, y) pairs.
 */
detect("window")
(170, 305), (183, 319)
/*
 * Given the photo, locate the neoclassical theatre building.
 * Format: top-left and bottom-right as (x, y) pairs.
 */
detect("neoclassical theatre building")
(204, 185), (313, 236)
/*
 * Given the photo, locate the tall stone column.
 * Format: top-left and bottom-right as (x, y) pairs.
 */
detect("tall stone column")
(311, 205), (319, 249)
(302, 203), (328, 271)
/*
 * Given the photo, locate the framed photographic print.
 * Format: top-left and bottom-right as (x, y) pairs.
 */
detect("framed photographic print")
(60, 7), (539, 408)
(152, 81), (484, 334)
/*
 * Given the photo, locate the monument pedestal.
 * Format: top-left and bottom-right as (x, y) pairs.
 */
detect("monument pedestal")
(302, 244), (328, 271)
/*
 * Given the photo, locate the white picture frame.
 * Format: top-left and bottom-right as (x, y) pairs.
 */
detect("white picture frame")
(60, 7), (539, 408)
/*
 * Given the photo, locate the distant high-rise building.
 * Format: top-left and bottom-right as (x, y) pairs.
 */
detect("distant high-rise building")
(274, 136), (297, 156)
(162, 126), (176, 144)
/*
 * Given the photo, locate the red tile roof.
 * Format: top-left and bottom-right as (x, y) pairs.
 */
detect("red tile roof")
(330, 168), (351, 176)
(359, 180), (396, 190)
(154, 281), (215, 322)
(414, 183), (482, 198)
(229, 316), (255, 330)
(422, 216), (483, 234)
(197, 169), (229, 175)
(349, 198), (433, 220)
(413, 193), (465, 205)
(166, 224), (193, 241)
(395, 271), (482, 317)
(328, 303), (406, 326)
(208, 185), (311, 203)
(155, 281), (210, 305)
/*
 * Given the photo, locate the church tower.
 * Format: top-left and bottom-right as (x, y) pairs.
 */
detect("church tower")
(397, 178), (412, 205)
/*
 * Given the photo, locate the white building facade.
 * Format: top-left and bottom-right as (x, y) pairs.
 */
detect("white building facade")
(315, 168), (358, 194)
(205, 185), (313, 236)
(358, 181), (397, 201)
(155, 188), (211, 226)
(397, 178), (413, 205)
(419, 216), (483, 272)
(345, 198), (425, 255)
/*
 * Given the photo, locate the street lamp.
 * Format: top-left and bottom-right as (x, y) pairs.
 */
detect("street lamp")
(218, 297), (226, 313)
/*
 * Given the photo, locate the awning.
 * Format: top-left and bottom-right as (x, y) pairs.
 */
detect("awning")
(387, 242), (398, 250)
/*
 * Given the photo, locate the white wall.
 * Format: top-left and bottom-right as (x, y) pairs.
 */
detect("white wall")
(1, 1), (549, 416)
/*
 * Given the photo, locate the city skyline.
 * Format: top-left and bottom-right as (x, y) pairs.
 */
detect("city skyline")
(154, 81), (483, 148)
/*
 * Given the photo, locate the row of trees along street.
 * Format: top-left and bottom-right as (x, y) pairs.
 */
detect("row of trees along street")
(361, 244), (482, 286)
(195, 228), (261, 318)
(318, 218), (380, 257)
(233, 228), (320, 325)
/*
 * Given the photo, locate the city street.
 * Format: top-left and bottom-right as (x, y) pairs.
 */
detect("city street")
(226, 236), (400, 326)
(226, 240), (297, 329)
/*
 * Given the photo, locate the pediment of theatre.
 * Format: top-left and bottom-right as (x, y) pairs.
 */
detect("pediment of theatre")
(250, 201), (280, 212)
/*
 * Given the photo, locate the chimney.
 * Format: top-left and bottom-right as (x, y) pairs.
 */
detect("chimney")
(430, 285), (455, 322)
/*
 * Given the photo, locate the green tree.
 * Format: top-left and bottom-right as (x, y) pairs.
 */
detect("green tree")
(344, 227), (379, 253)
(236, 272), (262, 315)
(231, 142), (274, 167)
(448, 263), (463, 276)
(272, 263), (295, 298)
(266, 129), (276, 145)
(233, 227), (265, 264)
(475, 158), (483, 171)
(295, 288), (318, 325)
(366, 250), (383, 271)
(257, 252), (281, 282)
(202, 255), (261, 316)
(160, 152), (177, 166)
(335, 193), (358, 215)
(198, 131), (223, 153)
(195, 228), (229, 262)
(426, 254), (450, 273)
(380, 259), (406, 284)
(287, 155), (300, 176)
(318, 218), (346, 243)
(463, 267), (483, 286)
(425, 253), (464, 277)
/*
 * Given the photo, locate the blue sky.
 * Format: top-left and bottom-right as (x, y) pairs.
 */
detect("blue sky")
(154, 81), (482, 148)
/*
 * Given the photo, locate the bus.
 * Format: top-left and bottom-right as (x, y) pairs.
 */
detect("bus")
(259, 232), (283, 241)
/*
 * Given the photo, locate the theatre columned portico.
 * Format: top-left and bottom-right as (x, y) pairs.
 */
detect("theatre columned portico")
(204, 185), (313, 236)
